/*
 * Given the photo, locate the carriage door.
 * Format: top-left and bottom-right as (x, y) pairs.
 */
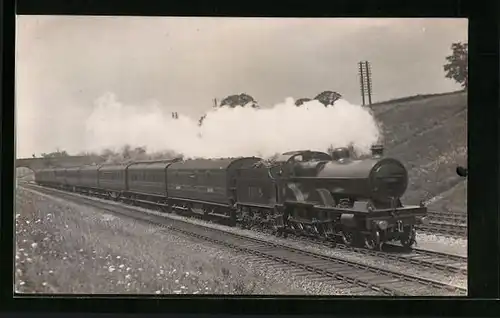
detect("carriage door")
(228, 170), (239, 204)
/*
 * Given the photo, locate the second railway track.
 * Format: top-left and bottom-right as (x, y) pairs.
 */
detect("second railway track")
(22, 183), (467, 296)
(279, 235), (467, 275)
(417, 222), (467, 238)
(427, 210), (467, 225)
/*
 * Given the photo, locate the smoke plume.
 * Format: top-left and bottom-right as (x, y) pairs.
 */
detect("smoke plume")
(84, 93), (381, 159)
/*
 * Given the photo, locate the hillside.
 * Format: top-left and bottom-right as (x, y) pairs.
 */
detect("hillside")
(371, 91), (467, 211)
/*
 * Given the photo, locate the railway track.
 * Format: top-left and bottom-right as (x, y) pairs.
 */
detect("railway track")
(417, 222), (467, 238)
(279, 235), (467, 275)
(22, 184), (466, 296)
(427, 210), (467, 225)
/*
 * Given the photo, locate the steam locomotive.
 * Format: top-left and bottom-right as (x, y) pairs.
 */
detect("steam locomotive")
(34, 145), (428, 251)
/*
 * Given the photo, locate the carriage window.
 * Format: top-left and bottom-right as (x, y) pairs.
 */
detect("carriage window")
(294, 155), (303, 162)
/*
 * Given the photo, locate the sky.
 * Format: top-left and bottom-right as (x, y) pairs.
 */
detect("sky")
(15, 16), (468, 158)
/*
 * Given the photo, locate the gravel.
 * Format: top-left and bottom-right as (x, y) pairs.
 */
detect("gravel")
(16, 186), (380, 295)
(415, 233), (467, 257)
(25, 185), (467, 294)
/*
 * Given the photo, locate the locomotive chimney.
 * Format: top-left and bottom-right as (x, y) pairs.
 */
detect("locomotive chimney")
(371, 144), (384, 157)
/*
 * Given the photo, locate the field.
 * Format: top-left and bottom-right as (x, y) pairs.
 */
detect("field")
(371, 90), (467, 210)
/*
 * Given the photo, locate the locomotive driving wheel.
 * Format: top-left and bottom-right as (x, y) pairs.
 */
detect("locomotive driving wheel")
(400, 225), (416, 249)
(342, 230), (358, 247)
(364, 230), (384, 251)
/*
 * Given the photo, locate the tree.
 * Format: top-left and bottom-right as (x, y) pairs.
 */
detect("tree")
(219, 93), (259, 108)
(197, 93), (258, 127)
(40, 149), (69, 158)
(443, 42), (468, 90)
(295, 98), (312, 107)
(100, 148), (116, 158)
(198, 114), (207, 126)
(313, 91), (342, 106)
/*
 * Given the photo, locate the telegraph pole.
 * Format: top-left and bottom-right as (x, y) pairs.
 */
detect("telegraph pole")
(358, 62), (366, 106)
(358, 61), (373, 106)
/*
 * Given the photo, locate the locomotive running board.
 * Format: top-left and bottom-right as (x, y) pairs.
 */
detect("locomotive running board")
(284, 200), (427, 216)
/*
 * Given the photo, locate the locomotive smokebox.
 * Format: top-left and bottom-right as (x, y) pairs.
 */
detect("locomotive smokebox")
(371, 144), (384, 157)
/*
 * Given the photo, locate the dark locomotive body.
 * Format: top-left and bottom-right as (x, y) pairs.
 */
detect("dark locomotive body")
(33, 146), (428, 250)
(230, 147), (427, 249)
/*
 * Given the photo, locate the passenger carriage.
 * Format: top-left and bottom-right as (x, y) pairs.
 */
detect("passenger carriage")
(79, 165), (101, 190)
(34, 168), (58, 186)
(97, 163), (130, 199)
(65, 166), (81, 190)
(125, 159), (178, 208)
(166, 157), (261, 223)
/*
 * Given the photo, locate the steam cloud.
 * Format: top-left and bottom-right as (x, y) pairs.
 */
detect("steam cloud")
(84, 93), (381, 159)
